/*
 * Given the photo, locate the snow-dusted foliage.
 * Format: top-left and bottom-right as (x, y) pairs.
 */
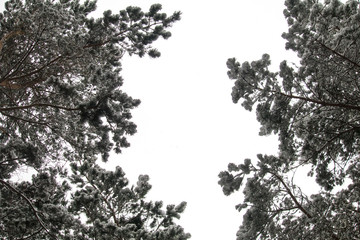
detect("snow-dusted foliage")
(219, 0), (360, 239)
(0, 0), (190, 239)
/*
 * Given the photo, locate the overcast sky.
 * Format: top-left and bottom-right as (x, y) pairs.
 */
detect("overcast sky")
(0, 0), (298, 239)
(94, 1), (297, 239)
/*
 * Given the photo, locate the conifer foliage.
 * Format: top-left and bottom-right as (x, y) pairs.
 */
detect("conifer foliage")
(0, 0), (190, 239)
(219, 0), (360, 239)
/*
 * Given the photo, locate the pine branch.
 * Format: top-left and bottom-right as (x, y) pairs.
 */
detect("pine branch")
(314, 38), (360, 69)
(269, 172), (313, 219)
(0, 29), (24, 53)
(239, 72), (360, 112)
(1, 55), (63, 83)
(276, 91), (360, 111)
(16, 227), (43, 240)
(83, 174), (120, 226)
(1, 28), (45, 84)
(0, 103), (80, 111)
(270, 172), (341, 240)
(0, 179), (57, 240)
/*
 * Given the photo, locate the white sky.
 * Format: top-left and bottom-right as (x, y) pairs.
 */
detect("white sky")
(95, 1), (297, 239)
(0, 0), (300, 239)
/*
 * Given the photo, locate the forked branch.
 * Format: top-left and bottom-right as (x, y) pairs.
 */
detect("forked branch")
(269, 172), (313, 219)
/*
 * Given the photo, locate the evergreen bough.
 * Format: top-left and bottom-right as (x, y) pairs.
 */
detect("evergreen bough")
(0, 1), (190, 239)
(219, 0), (360, 239)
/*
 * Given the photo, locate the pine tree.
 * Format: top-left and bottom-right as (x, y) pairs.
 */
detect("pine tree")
(219, 0), (360, 239)
(0, 0), (190, 239)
